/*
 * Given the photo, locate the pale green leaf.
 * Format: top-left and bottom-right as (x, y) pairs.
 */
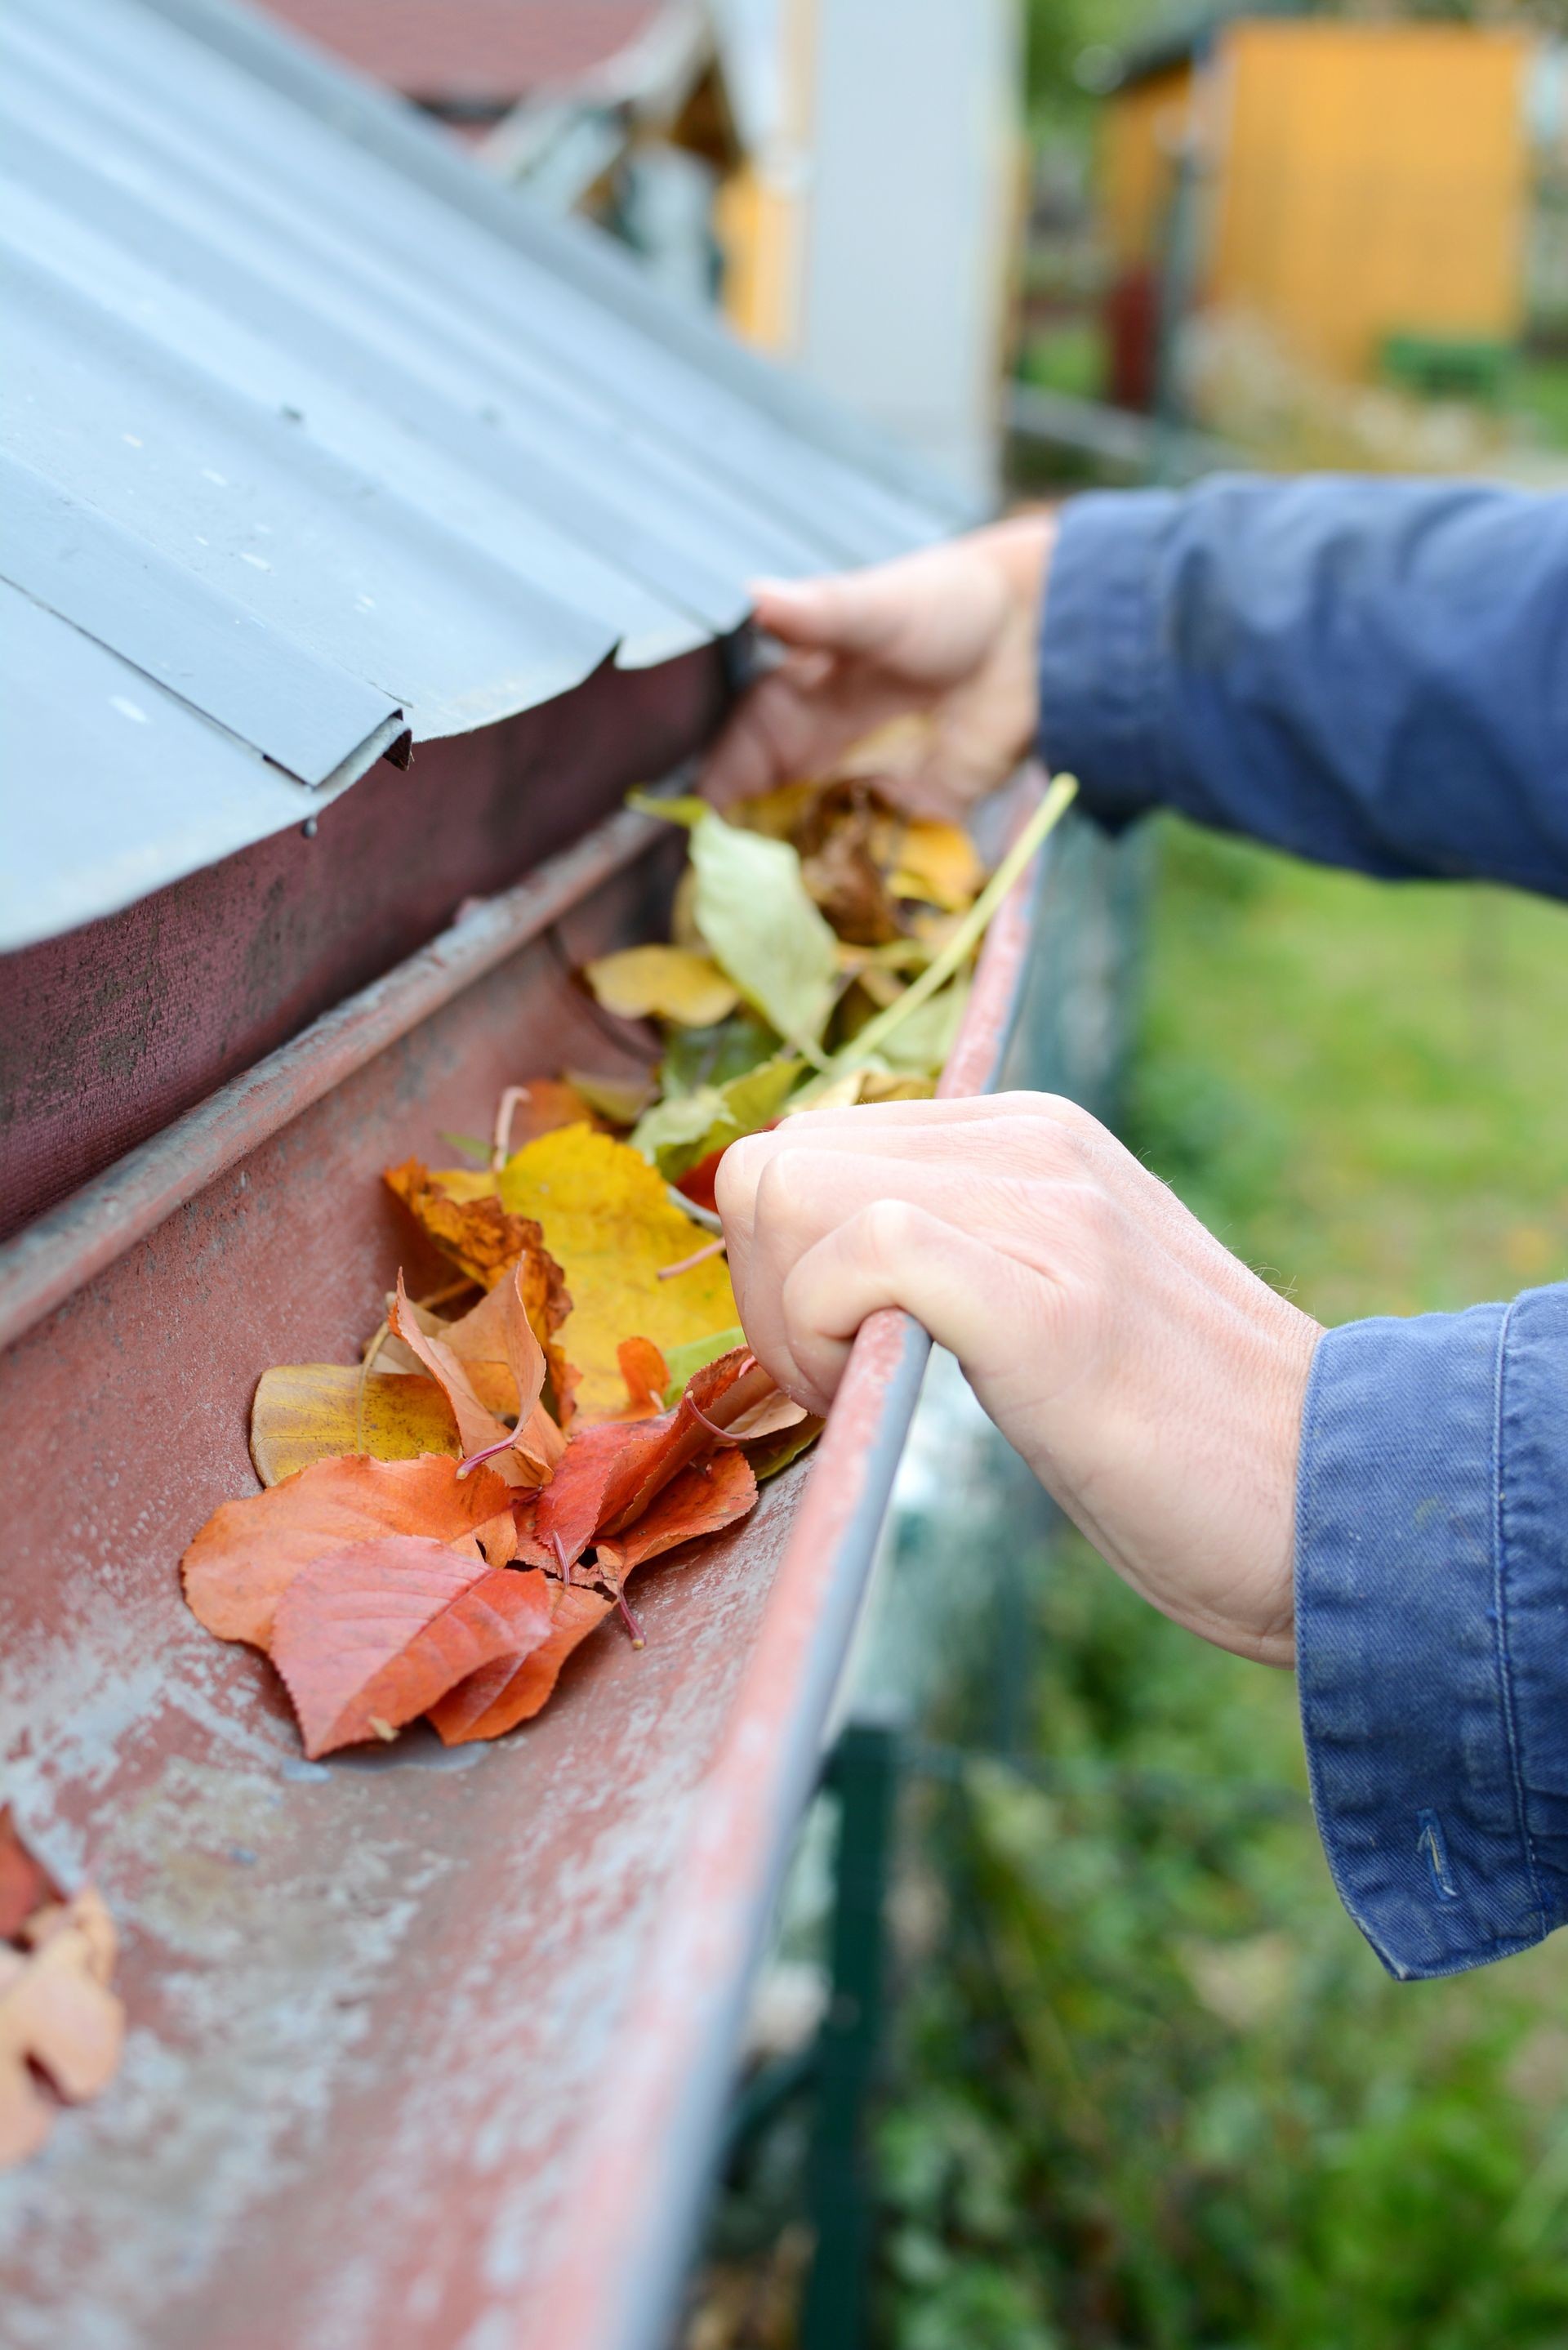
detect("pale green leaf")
(631, 1052), (804, 1180)
(690, 812), (839, 1049)
(876, 978), (972, 1074)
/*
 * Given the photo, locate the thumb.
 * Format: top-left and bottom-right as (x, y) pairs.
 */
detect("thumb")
(749, 569), (906, 662)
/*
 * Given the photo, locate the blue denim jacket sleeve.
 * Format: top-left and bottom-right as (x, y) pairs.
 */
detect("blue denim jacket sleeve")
(1037, 474), (1568, 898)
(1037, 475), (1568, 1977)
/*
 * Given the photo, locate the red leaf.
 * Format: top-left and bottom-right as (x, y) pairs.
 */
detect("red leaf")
(675, 1148), (724, 1215)
(435, 1450), (760, 1746)
(0, 1812), (57, 1944)
(597, 1449), (757, 1575)
(270, 1540), (553, 1758)
(428, 1583), (613, 1746)
(530, 1348), (778, 1567)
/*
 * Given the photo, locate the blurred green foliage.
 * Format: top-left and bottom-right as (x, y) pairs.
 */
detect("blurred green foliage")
(875, 823), (1568, 2350)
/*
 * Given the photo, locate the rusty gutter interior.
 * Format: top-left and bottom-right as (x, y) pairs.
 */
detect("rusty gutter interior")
(0, 774), (1053, 2350)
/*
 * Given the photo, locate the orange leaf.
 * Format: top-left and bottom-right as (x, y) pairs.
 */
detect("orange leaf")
(388, 1271), (513, 1464)
(384, 1171), (577, 1425)
(596, 1449), (758, 1575)
(181, 1452), (515, 1649)
(270, 1540), (554, 1759)
(428, 1583), (613, 1746)
(474, 1509), (519, 1567)
(442, 1264), (569, 1474)
(434, 1451), (760, 1746)
(1, 1888), (124, 2171)
(615, 1336), (670, 1419)
(0, 1811), (57, 1943)
(389, 1271), (562, 1489)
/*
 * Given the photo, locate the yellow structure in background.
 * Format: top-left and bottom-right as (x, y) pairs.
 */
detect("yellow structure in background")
(1102, 60), (1193, 276)
(1103, 20), (1533, 386)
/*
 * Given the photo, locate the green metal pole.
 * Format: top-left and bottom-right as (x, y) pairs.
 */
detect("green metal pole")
(800, 1722), (900, 2350)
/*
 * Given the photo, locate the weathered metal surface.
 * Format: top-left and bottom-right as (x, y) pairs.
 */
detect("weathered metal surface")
(0, 0), (964, 952)
(524, 787), (1051, 2350)
(0, 644), (719, 1244)
(0, 792), (1049, 2349)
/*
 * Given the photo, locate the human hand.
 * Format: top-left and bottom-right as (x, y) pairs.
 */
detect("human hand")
(701, 514), (1056, 819)
(716, 1094), (1322, 1667)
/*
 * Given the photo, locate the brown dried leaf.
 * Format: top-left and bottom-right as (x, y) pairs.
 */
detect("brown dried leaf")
(385, 1159), (538, 1289)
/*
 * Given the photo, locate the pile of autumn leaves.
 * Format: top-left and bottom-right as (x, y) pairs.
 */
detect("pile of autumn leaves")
(180, 774), (991, 1764)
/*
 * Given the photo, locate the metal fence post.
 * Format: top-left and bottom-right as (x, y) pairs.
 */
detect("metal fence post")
(799, 1721), (900, 2350)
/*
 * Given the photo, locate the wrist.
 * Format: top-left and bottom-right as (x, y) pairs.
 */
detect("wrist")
(980, 510), (1055, 614)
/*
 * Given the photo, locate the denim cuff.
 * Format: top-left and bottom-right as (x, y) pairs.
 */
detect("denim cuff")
(1296, 1289), (1568, 1979)
(1036, 489), (1182, 827)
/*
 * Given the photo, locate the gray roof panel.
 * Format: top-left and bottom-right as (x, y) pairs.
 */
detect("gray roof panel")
(2, 455), (402, 787)
(0, 0), (969, 950)
(0, 581), (395, 953)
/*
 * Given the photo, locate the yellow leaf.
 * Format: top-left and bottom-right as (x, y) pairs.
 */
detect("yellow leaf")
(584, 945), (740, 1028)
(858, 1071), (938, 1105)
(889, 819), (983, 912)
(730, 779), (820, 840)
(476, 1125), (739, 1420)
(250, 1364), (459, 1486)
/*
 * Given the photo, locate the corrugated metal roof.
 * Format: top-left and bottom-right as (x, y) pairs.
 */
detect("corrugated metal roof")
(254, 0), (666, 107)
(0, 0), (971, 954)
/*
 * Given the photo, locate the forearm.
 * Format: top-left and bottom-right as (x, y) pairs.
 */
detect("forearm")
(1039, 475), (1568, 897)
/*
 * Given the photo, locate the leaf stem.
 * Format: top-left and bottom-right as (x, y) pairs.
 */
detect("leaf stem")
(657, 1236), (728, 1280)
(492, 1085), (532, 1171)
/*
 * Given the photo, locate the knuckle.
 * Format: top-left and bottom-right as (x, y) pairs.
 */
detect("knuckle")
(752, 1149), (798, 1222)
(855, 1196), (927, 1267)
(715, 1131), (764, 1205)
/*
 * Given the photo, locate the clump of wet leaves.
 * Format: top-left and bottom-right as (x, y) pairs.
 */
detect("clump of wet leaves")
(181, 761), (1039, 1764)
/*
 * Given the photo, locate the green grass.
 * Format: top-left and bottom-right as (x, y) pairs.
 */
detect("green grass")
(1019, 323), (1107, 405)
(1134, 819), (1568, 1325)
(875, 822), (1568, 2350)
(1515, 357), (1568, 453)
